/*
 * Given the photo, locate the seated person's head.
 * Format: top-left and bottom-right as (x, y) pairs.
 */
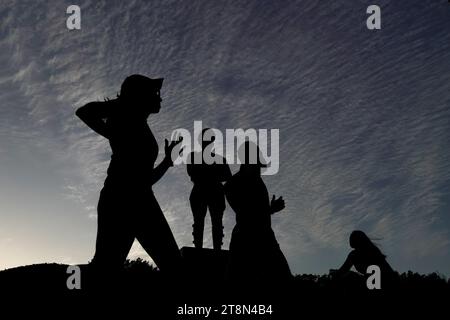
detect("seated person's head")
(349, 230), (372, 250)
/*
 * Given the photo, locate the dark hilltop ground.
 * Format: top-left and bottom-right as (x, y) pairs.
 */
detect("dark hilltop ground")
(0, 255), (449, 318)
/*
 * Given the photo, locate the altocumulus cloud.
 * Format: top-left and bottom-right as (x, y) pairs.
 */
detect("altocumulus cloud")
(0, 0), (449, 275)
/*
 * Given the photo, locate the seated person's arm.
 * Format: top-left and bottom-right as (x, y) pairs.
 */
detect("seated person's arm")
(336, 251), (355, 275)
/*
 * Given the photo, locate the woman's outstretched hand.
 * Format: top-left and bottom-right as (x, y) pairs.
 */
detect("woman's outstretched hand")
(164, 136), (183, 165)
(270, 195), (285, 214)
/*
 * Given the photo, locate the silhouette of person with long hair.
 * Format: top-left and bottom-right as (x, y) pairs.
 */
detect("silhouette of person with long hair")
(331, 230), (398, 289)
(224, 141), (292, 284)
(187, 128), (232, 250)
(76, 74), (182, 276)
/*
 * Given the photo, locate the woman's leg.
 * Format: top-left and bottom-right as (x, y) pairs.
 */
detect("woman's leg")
(209, 188), (226, 250)
(92, 188), (135, 269)
(190, 189), (208, 248)
(135, 193), (181, 275)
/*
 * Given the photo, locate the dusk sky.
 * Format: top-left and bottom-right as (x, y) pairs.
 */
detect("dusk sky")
(0, 0), (449, 276)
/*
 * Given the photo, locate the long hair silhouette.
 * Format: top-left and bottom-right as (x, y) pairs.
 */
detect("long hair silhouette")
(349, 230), (386, 259)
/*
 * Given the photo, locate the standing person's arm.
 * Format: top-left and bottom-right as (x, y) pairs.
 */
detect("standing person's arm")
(187, 153), (196, 182)
(75, 101), (112, 139)
(219, 159), (232, 183)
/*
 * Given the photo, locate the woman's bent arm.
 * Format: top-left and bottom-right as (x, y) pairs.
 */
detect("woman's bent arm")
(75, 102), (111, 139)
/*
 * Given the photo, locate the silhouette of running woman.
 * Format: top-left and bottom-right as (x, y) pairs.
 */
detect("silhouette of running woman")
(76, 74), (182, 274)
(331, 230), (397, 288)
(224, 141), (292, 283)
(187, 128), (231, 250)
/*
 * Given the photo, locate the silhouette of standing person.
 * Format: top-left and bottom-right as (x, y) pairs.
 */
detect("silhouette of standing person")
(224, 141), (292, 283)
(331, 230), (398, 289)
(76, 74), (182, 275)
(187, 128), (232, 250)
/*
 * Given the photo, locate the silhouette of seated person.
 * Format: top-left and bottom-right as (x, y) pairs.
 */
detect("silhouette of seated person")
(187, 128), (232, 250)
(224, 141), (292, 285)
(75, 74), (182, 278)
(330, 230), (398, 290)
